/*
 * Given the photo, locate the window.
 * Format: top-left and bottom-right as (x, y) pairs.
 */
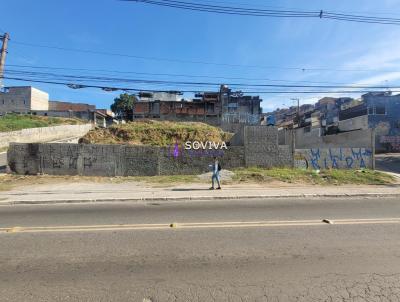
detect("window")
(368, 107), (373, 115)
(1, 100), (4, 105)
(375, 105), (386, 115)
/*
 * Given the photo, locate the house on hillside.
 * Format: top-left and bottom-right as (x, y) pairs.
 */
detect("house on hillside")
(131, 85), (262, 129)
(0, 86), (115, 127)
(339, 92), (400, 152)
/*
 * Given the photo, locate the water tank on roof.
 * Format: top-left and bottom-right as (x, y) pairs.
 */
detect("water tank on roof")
(267, 115), (275, 126)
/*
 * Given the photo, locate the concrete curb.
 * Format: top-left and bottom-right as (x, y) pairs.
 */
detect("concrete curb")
(1, 192), (400, 205)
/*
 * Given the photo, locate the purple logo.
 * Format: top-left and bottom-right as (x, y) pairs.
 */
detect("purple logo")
(168, 138), (226, 158)
(173, 141), (180, 158)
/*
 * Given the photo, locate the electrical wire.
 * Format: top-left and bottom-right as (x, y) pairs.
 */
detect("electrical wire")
(3, 76), (399, 95)
(4, 69), (400, 90)
(126, 0), (400, 25)
(9, 40), (392, 73)
(6, 64), (375, 86)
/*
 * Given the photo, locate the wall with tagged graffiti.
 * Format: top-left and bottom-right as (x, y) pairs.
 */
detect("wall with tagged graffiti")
(8, 125), (375, 176)
(294, 148), (374, 170)
(7, 143), (248, 176)
(7, 126), (294, 176)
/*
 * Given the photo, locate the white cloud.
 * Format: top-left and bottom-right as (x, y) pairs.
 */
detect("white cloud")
(352, 71), (400, 86)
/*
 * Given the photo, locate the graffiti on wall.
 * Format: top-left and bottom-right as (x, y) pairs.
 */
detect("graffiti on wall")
(295, 148), (373, 170)
(380, 136), (400, 151)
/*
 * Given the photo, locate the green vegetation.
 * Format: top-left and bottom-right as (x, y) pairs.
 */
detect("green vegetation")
(80, 120), (233, 146)
(110, 93), (137, 120)
(0, 168), (395, 192)
(0, 114), (84, 132)
(232, 167), (395, 185)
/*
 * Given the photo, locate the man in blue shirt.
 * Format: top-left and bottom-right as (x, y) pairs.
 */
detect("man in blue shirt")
(209, 157), (221, 190)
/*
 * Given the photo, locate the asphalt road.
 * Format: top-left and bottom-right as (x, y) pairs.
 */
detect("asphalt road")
(1, 197), (400, 301)
(376, 153), (400, 174)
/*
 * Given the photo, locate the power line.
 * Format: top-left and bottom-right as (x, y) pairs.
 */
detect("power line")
(9, 40), (391, 73)
(4, 69), (400, 90)
(126, 0), (400, 25)
(6, 64), (385, 86)
(197, 1), (400, 17)
(3, 75), (400, 97)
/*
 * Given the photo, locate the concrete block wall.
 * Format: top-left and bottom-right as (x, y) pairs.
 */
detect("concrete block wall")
(158, 147), (245, 175)
(294, 128), (374, 149)
(294, 148), (374, 170)
(278, 145), (294, 167)
(0, 124), (93, 149)
(220, 122), (244, 134)
(229, 126), (245, 146)
(8, 125), (375, 176)
(244, 126), (292, 168)
(8, 143), (246, 176)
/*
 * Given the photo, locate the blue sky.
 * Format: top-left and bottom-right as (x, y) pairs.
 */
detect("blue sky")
(2, 0), (400, 111)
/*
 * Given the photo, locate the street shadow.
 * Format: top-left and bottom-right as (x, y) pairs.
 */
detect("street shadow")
(171, 188), (211, 191)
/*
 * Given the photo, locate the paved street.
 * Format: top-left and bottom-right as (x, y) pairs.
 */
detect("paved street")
(376, 153), (400, 174)
(1, 197), (400, 301)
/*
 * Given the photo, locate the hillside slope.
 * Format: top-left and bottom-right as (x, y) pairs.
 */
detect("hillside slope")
(0, 114), (85, 132)
(79, 120), (233, 146)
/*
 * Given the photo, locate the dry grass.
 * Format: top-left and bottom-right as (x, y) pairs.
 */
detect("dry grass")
(79, 120), (233, 146)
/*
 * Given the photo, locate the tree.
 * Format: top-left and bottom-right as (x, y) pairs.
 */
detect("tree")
(110, 93), (137, 120)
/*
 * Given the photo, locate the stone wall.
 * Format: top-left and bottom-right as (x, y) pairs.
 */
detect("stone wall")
(220, 122), (244, 134)
(244, 126), (292, 168)
(0, 124), (93, 149)
(158, 146), (246, 175)
(8, 125), (376, 175)
(294, 148), (374, 170)
(8, 143), (246, 176)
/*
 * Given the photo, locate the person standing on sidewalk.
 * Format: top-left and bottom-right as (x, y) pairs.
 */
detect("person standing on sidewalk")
(209, 157), (222, 190)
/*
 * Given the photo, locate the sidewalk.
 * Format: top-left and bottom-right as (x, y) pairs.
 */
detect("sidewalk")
(1, 180), (400, 205)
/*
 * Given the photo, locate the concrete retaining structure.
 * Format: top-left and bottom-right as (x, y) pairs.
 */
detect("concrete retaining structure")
(7, 143), (248, 176)
(0, 124), (93, 149)
(8, 125), (376, 176)
(294, 148), (374, 170)
(294, 128), (374, 149)
(8, 126), (293, 176)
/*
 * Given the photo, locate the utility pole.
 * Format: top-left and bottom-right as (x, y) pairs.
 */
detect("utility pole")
(291, 98), (300, 128)
(0, 32), (10, 89)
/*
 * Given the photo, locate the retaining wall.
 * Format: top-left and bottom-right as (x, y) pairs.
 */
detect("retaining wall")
(294, 148), (374, 170)
(7, 143), (247, 176)
(8, 126), (293, 176)
(294, 128), (374, 149)
(0, 124), (93, 149)
(9, 125), (374, 176)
